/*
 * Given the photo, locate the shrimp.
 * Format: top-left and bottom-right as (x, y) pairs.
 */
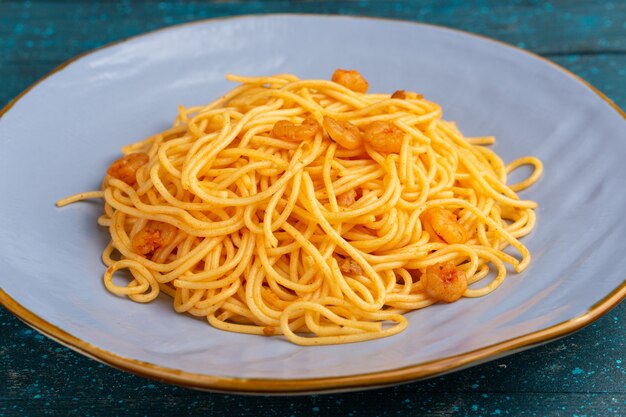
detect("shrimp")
(391, 90), (406, 99)
(263, 326), (276, 336)
(271, 117), (320, 141)
(132, 221), (178, 255)
(107, 152), (149, 186)
(331, 69), (369, 93)
(363, 121), (406, 153)
(391, 90), (424, 100)
(421, 261), (467, 302)
(322, 116), (362, 150)
(421, 207), (468, 244)
(338, 258), (363, 275)
(337, 189), (357, 207)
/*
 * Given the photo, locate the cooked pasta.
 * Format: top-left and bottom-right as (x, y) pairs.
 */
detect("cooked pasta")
(58, 70), (542, 345)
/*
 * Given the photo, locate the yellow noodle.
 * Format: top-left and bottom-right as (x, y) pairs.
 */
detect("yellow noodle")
(57, 72), (541, 345)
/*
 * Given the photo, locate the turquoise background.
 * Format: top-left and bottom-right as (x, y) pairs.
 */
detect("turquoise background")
(1, 1), (624, 416)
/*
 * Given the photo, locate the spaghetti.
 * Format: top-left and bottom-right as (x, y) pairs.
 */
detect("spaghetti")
(58, 70), (542, 345)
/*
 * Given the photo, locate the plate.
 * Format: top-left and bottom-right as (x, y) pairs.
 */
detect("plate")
(1, 15), (625, 394)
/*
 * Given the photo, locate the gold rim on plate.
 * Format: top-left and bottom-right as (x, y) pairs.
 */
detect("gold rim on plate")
(1, 14), (625, 394)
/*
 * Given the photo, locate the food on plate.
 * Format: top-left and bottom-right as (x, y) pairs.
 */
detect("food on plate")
(58, 69), (542, 345)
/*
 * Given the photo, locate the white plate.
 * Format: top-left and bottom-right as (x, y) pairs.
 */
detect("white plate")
(1, 15), (625, 394)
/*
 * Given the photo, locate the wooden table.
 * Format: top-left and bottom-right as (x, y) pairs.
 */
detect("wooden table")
(1, 1), (624, 415)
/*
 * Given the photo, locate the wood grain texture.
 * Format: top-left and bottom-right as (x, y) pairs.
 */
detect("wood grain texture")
(1, 1), (624, 416)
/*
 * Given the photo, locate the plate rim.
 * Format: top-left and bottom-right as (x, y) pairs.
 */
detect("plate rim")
(1, 13), (625, 394)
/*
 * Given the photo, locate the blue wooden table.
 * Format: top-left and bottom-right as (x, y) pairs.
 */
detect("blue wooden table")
(1, 1), (625, 415)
